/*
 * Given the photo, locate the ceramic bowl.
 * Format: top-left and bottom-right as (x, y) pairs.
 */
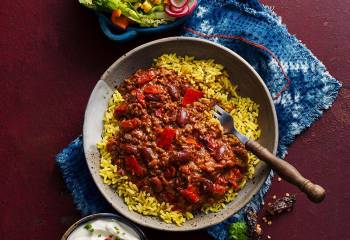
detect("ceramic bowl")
(61, 213), (147, 240)
(83, 36), (278, 231)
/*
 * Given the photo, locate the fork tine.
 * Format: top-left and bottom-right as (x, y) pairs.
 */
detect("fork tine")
(214, 105), (225, 114)
(212, 111), (221, 119)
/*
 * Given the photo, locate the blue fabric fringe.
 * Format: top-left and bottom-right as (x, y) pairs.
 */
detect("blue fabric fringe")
(55, 1), (341, 239)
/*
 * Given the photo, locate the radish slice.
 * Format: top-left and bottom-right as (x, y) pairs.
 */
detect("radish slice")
(165, 4), (189, 17)
(170, 5), (186, 13)
(169, 0), (188, 8)
(187, 0), (198, 14)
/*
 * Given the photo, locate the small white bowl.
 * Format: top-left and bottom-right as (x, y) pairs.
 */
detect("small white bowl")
(61, 213), (147, 240)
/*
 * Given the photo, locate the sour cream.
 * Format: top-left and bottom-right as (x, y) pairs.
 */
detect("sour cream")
(67, 219), (141, 240)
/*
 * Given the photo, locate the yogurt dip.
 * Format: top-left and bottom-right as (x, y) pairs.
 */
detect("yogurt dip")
(67, 218), (140, 240)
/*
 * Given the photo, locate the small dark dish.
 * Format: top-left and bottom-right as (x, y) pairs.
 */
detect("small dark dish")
(97, 13), (192, 42)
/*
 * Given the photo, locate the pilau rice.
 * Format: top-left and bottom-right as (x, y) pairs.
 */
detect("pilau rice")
(98, 54), (261, 225)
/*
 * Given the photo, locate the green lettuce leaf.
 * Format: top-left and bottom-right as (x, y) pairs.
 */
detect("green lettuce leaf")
(79, 0), (174, 27)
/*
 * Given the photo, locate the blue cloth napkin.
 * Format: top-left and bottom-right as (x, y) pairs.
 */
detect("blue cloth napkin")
(56, 1), (341, 239)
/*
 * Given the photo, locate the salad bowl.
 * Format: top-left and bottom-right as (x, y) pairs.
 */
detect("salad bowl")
(97, 12), (191, 42)
(79, 0), (198, 42)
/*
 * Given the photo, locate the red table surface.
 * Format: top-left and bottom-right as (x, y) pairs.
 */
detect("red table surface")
(1, 0), (349, 239)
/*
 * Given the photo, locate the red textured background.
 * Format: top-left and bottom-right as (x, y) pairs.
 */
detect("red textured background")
(1, 0), (349, 239)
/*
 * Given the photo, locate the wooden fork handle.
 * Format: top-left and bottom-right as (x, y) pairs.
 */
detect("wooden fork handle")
(246, 139), (326, 203)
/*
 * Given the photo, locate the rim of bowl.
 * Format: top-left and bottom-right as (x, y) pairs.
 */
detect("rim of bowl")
(84, 36), (278, 231)
(61, 213), (147, 240)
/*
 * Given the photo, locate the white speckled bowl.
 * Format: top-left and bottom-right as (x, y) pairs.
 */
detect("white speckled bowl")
(83, 37), (278, 231)
(61, 213), (147, 240)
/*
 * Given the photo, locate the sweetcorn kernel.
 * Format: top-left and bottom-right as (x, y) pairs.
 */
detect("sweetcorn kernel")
(142, 1), (152, 13)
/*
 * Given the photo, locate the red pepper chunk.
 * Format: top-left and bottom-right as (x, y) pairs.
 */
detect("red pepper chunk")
(227, 169), (242, 190)
(124, 156), (143, 176)
(143, 85), (164, 94)
(180, 185), (200, 203)
(156, 127), (176, 149)
(182, 87), (203, 106)
(230, 180), (239, 190)
(232, 168), (241, 177)
(186, 137), (201, 148)
(114, 103), (128, 119)
(137, 69), (156, 86)
(213, 184), (227, 196)
(120, 119), (139, 131)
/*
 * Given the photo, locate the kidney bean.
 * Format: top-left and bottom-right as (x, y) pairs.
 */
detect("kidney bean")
(106, 139), (118, 152)
(177, 151), (192, 161)
(148, 101), (163, 109)
(166, 84), (179, 100)
(141, 147), (154, 162)
(114, 103), (128, 119)
(214, 145), (227, 161)
(145, 94), (161, 101)
(176, 108), (188, 126)
(203, 136), (218, 151)
(170, 151), (192, 165)
(163, 166), (176, 179)
(151, 176), (163, 192)
(120, 144), (138, 155)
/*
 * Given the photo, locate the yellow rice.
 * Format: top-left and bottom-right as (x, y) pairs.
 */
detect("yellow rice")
(98, 54), (261, 225)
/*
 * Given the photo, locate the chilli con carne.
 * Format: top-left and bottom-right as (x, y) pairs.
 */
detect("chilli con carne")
(106, 67), (249, 212)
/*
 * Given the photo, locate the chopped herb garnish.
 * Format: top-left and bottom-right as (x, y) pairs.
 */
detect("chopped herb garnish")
(98, 234), (102, 237)
(84, 223), (94, 233)
(228, 221), (248, 240)
(84, 223), (92, 230)
(114, 227), (120, 233)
